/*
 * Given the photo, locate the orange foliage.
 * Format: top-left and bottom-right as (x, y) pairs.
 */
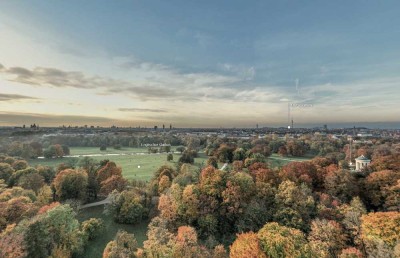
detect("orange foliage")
(230, 232), (266, 258)
(339, 247), (363, 258)
(38, 202), (60, 215)
(361, 211), (400, 248)
(96, 162), (122, 184)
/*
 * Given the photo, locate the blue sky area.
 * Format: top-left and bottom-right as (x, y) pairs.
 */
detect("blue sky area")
(0, 1), (399, 128)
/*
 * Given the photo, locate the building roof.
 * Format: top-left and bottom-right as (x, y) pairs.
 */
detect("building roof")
(355, 155), (370, 161)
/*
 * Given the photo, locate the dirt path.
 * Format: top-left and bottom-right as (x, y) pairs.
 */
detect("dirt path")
(80, 197), (111, 209)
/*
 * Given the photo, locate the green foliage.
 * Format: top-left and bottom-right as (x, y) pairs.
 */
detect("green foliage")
(105, 190), (148, 224)
(274, 180), (316, 232)
(257, 222), (312, 258)
(24, 204), (84, 258)
(103, 230), (138, 258)
(206, 156), (219, 168)
(81, 218), (105, 241)
(53, 169), (88, 201)
(0, 162), (14, 184)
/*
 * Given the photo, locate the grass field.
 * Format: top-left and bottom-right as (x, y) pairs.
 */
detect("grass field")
(77, 205), (148, 258)
(69, 146), (151, 155)
(28, 147), (203, 181)
(266, 153), (313, 168)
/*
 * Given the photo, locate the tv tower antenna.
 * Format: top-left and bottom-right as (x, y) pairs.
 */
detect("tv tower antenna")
(288, 102), (291, 129)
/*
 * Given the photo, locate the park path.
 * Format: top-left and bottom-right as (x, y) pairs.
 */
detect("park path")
(38, 151), (182, 159)
(220, 163), (228, 170)
(80, 197), (111, 209)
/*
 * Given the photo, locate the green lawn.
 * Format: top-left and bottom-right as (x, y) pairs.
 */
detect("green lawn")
(266, 153), (313, 168)
(28, 147), (206, 181)
(69, 146), (151, 155)
(77, 205), (148, 258)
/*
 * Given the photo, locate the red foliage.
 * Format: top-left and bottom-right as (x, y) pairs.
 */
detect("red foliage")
(38, 202), (60, 215)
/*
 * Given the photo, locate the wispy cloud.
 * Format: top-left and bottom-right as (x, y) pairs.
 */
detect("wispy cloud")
(0, 61), (275, 102)
(118, 108), (167, 113)
(0, 93), (39, 101)
(0, 111), (127, 126)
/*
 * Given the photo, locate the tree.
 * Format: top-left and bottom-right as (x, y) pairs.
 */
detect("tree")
(36, 165), (56, 184)
(53, 169), (88, 201)
(274, 180), (316, 232)
(339, 248), (363, 258)
(103, 231), (138, 258)
(30, 141), (43, 157)
(100, 175), (128, 195)
(222, 172), (255, 219)
(81, 218), (104, 241)
(308, 219), (347, 258)
(280, 161), (318, 189)
(12, 160), (28, 171)
(257, 222), (311, 258)
(181, 184), (200, 223)
(61, 145), (70, 155)
(339, 197), (367, 247)
(0, 162), (14, 184)
(96, 161), (122, 185)
(179, 151), (195, 164)
(324, 169), (358, 203)
(233, 148), (246, 161)
(176, 146), (185, 153)
(143, 217), (174, 257)
(167, 153), (174, 161)
(216, 144), (235, 163)
(172, 226), (208, 258)
(105, 190), (148, 224)
(230, 232), (266, 258)
(0, 226), (27, 258)
(364, 170), (400, 210)
(361, 211), (400, 256)
(206, 157), (218, 169)
(24, 204), (84, 257)
(18, 172), (44, 194)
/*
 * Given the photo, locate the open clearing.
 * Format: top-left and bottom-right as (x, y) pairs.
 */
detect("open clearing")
(29, 147), (181, 181)
(77, 205), (148, 258)
(267, 153), (314, 168)
(28, 148), (313, 181)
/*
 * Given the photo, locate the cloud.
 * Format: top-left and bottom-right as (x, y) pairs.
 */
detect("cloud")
(0, 61), (290, 103)
(118, 108), (167, 113)
(2, 65), (121, 89)
(0, 93), (39, 101)
(0, 111), (128, 126)
(219, 63), (256, 80)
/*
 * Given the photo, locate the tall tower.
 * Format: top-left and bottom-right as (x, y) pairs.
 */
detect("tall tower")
(288, 103), (291, 128)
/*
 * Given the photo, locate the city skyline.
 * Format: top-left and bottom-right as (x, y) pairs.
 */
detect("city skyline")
(1, 1), (400, 128)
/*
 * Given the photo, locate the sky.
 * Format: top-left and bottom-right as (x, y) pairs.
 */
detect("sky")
(1, 1), (400, 128)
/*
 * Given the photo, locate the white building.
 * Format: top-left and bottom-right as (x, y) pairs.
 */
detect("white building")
(355, 155), (371, 171)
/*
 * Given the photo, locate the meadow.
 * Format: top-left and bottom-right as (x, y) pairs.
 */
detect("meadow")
(77, 205), (148, 258)
(28, 147), (312, 181)
(29, 147), (182, 181)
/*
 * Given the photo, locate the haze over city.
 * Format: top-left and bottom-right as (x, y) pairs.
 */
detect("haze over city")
(1, 1), (400, 128)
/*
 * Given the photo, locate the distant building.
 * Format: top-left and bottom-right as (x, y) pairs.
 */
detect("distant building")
(355, 155), (371, 171)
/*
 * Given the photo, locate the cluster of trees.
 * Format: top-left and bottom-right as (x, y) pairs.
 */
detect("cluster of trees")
(1, 134), (400, 258)
(0, 141), (43, 159)
(0, 153), (150, 258)
(0, 201), (105, 257)
(137, 139), (400, 257)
